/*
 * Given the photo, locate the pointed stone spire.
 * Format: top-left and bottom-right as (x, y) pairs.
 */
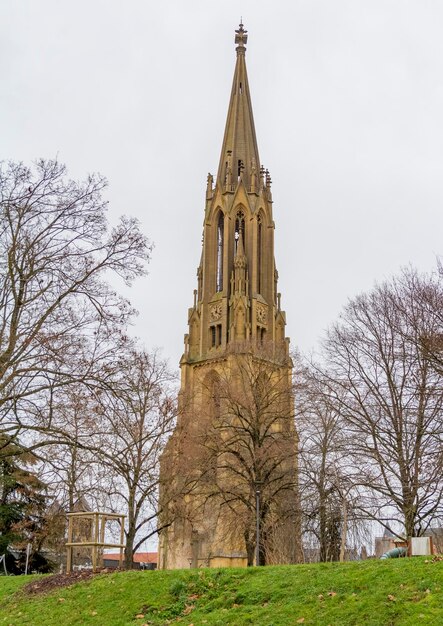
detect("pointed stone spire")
(217, 23), (261, 190)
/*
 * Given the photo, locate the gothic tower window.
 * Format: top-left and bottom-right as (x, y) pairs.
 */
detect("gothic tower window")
(210, 324), (222, 348)
(257, 326), (266, 343)
(216, 211), (224, 292)
(234, 210), (245, 252)
(257, 214), (263, 294)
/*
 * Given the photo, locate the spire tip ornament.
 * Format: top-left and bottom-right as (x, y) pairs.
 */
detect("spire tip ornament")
(235, 22), (248, 49)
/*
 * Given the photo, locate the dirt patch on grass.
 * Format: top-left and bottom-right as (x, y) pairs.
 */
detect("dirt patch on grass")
(23, 568), (117, 596)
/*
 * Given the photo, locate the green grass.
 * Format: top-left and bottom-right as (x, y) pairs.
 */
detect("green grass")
(1, 558), (442, 625)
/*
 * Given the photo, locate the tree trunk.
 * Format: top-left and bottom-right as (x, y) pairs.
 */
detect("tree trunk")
(124, 528), (135, 570)
(319, 493), (328, 562)
(339, 497), (347, 563)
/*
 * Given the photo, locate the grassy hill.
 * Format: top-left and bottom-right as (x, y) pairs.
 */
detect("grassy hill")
(1, 557), (443, 625)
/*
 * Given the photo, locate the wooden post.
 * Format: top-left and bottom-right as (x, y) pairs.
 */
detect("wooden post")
(92, 513), (99, 572)
(99, 515), (106, 569)
(66, 515), (74, 573)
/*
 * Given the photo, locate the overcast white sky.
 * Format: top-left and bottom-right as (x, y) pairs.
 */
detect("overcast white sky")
(2, 1), (443, 370)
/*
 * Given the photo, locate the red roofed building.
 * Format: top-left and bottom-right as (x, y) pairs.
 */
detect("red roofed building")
(103, 552), (157, 570)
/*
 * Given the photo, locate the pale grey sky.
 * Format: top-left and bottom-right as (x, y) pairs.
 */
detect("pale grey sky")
(2, 0), (443, 370)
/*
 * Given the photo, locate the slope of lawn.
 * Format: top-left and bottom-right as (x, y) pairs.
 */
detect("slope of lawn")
(1, 557), (442, 625)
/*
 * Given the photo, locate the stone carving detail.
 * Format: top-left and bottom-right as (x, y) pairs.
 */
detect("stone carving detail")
(256, 303), (267, 324)
(210, 302), (223, 321)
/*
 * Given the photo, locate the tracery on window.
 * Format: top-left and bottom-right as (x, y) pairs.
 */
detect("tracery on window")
(257, 214), (263, 294)
(216, 211), (224, 292)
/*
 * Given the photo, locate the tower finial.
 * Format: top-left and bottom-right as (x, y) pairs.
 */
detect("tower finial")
(235, 22), (248, 49)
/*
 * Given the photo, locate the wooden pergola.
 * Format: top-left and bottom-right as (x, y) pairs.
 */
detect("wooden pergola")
(66, 511), (126, 573)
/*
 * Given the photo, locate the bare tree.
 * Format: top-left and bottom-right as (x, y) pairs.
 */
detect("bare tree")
(79, 348), (177, 568)
(32, 346), (176, 569)
(319, 269), (443, 538)
(178, 344), (301, 566)
(37, 383), (106, 511)
(296, 361), (344, 561)
(295, 358), (368, 562)
(0, 159), (150, 437)
(400, 263), (443, 377)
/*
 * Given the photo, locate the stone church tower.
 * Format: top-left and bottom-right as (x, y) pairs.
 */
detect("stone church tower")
(158, 24), (300, 569)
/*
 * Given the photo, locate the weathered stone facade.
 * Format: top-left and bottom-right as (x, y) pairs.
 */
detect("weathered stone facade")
(158, 24), (300, 569)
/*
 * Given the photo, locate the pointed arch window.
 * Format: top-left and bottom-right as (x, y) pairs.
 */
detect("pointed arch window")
(234, 210), (245, 253)
(257, 214), (263, 294)
(216, 212), (224, 292)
